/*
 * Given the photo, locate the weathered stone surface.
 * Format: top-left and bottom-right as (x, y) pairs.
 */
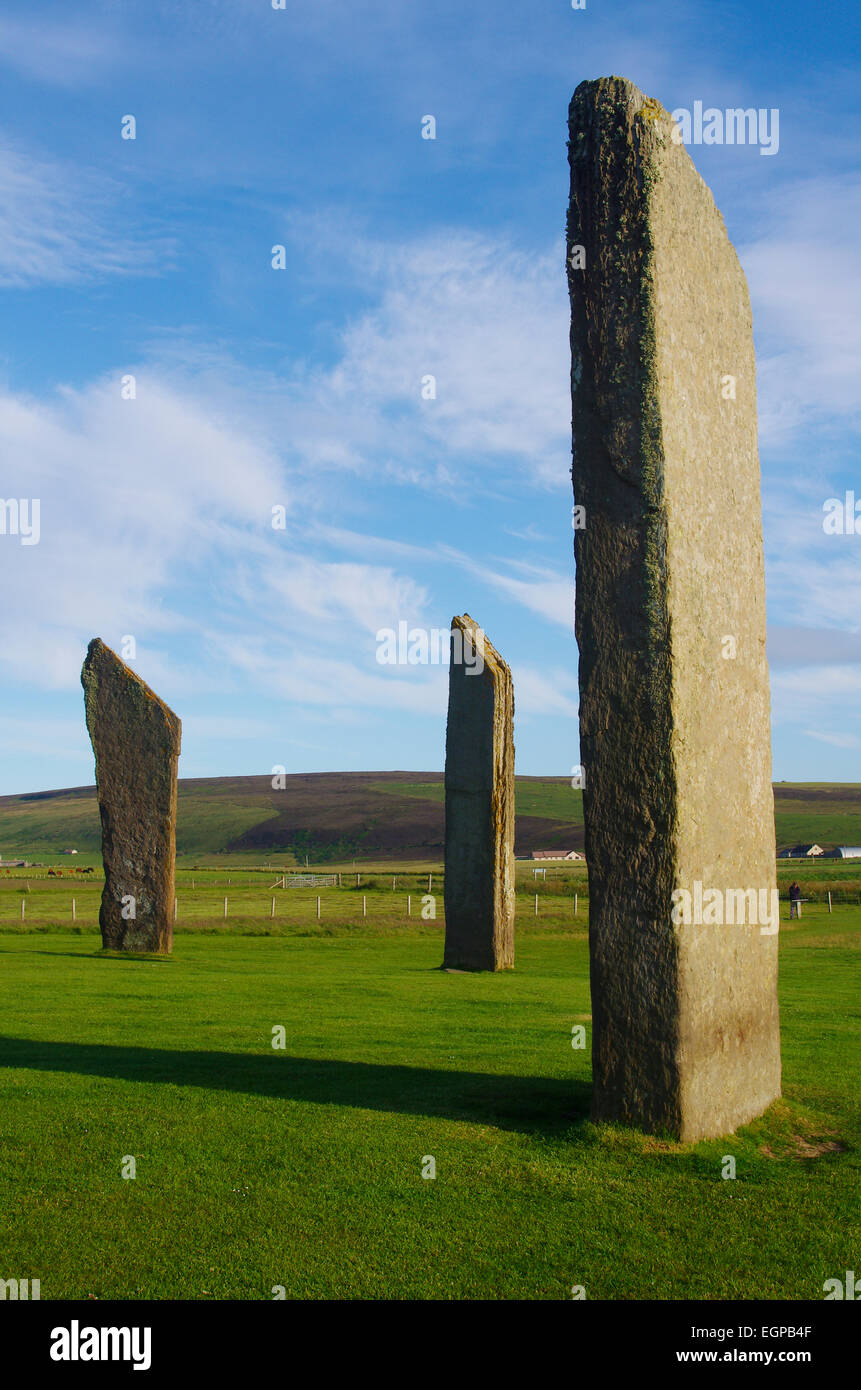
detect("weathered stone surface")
(443, 615), (515, 971)
(567, 77), (780, 1140)
(81, 638), (181, 954)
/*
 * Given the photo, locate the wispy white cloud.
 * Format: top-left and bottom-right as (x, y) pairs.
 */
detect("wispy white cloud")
(0, 346), (581, 756)
(0, 366), (467, 737)
(0, 373), (282, 688)
(132, 225), (572, 507)
(253, 557), (431, 639)
(255, 224), (573, 491)
(0, 138), (173, 288)
(510, 664), (578, 718)
(0, 18), (121, 86)
(804, 729), (860, 749)
(770, 664), (861, 732)
(284, 522), (576, 634)
(468, 564), (573, 630)
(202, 630), (450, 718)
(741, 177), (861, 447)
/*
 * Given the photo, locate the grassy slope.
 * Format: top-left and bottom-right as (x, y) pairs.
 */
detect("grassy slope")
(0, 911), (857, 1300)
(2, 775), (861, 864)
(772, 785), (861, 850)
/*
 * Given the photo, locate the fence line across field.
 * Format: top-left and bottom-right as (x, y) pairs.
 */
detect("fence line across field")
(171, 892), (421, 922)
(7, 883), (858, 926)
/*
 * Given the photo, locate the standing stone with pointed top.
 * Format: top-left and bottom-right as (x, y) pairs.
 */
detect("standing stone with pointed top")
(443, 615), (515, 971)
(82, 638), (181, 954)
(567, 77), (780, 1140)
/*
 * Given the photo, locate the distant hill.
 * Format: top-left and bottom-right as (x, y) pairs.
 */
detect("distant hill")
(1, 774), (860, 864)
(0, 772), (585, 863)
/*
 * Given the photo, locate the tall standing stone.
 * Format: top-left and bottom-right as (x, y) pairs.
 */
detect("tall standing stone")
(567, 77), (780, 1140)
(443, 615), (515, 971)
(82, 638), (181, 954)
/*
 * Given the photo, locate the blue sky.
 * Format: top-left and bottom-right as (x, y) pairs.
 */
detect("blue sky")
(0, 0), (859, 794)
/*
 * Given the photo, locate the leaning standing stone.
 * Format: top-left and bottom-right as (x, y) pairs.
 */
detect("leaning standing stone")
(81, 638), (181, 954)
(443, 615), (515, 971)
(567, 77), (781, 1140)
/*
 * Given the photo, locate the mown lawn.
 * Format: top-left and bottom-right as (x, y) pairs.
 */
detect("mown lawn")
(0, 913), (857, 1300)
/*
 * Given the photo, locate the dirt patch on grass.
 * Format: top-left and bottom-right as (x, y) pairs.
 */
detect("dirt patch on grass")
(760, 1132), (849, 1161)
(790, 1133), (848, 1158)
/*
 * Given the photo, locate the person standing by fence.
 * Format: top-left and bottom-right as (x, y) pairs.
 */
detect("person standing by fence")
(789, 881), (802, 919)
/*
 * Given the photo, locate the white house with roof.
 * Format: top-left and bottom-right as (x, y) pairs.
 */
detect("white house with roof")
(531, 849), (584, 861)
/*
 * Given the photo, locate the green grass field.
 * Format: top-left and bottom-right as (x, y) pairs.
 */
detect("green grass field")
(0, 871), (857, 1299)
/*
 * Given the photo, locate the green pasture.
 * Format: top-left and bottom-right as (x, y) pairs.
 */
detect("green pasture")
(0, 889), (857, 1299)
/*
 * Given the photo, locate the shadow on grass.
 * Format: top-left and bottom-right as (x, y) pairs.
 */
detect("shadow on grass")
(0, 1036), (590, 1136)
(8, 950), (169, 962)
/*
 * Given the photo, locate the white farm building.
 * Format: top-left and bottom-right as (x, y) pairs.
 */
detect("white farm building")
(531, 849), (584, 861)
